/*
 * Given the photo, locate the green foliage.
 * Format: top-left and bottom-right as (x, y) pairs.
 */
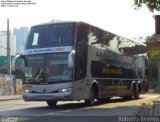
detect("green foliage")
(134, 0), (160, 12)
(148, 49), (160, 82)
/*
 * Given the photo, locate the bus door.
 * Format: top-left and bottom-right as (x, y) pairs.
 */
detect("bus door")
(73, 23), (89, 100)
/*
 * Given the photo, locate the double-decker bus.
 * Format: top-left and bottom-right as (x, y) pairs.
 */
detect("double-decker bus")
(12, 21), (148, 106)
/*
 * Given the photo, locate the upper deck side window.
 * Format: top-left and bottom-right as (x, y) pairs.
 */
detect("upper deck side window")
(89, 26), (116, 49)
(89, 26), (147, 55)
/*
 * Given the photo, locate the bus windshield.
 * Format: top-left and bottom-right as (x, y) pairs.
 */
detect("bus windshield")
(26, 23), (75, 49)
(24, 53), (72, 83)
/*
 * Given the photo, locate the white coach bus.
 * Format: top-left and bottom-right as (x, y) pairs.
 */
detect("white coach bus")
(12, 21), (148, 107)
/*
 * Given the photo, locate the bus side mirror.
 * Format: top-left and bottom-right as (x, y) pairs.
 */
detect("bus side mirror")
(12, 55), (26, 71)
(12, 55), (21, 71)
(68, 50), (75, 68)
(12, 55), (26, 79)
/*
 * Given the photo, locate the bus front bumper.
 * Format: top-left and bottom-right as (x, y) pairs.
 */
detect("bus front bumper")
(23, 92), (73, 101)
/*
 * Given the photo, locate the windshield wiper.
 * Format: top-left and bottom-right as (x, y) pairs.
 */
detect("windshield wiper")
(34, 68), (48, 80)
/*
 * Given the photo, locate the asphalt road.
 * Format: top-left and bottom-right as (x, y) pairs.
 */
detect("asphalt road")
(0, 93), (159, 122)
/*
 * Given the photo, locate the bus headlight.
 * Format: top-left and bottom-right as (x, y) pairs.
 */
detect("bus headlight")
(58, 88), (72, 93)
(24, 89), (32, 93)
(23, 84), (32, 93)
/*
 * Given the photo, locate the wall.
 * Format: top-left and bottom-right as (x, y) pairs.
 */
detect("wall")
(0, 74), (15, 95)
(0, 74), (22, 95)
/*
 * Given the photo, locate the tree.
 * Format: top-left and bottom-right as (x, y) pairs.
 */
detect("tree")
(145, 35), (160, 82)
(134, 0), (160, 12)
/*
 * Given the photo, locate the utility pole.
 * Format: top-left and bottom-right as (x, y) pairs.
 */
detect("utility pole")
(7, 19), (11, 75)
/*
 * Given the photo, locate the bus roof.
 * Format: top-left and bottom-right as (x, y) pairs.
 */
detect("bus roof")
(31, 21), (76, 28)
(31, 21), (146, 47)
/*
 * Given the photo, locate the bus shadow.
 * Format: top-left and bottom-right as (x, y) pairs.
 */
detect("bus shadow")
(0, 97), (146, 117)
(50, 97), (144, 110)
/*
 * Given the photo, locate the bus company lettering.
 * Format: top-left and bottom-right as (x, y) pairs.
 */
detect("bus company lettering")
(96, 50), (109, 57)
(102, 67), (123, 75)
(121, 55), (133, 64)
(54, 47), (65, 52)
(28, 48), (53, 54)
(25, 46), (72, 54)
(96, 50), (133, 64)
(107, 85), (127, 89)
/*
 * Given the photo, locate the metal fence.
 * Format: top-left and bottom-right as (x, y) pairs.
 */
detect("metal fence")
(149, 82), (160, 93)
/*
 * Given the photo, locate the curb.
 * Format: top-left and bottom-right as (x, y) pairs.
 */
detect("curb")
(0, 95), (22, 101)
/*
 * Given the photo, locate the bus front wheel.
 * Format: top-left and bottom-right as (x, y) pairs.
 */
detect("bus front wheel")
(47, 101), (57, 107)
(85, 87), (96, 105)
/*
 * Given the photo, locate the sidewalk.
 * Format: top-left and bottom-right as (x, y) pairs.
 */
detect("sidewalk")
(153, 96), (160, 116)
(0, 95), (22, 101)
(138, 95), (160, 116)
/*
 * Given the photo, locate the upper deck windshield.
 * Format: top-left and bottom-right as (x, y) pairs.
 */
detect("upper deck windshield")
(26, 23), (75, 49)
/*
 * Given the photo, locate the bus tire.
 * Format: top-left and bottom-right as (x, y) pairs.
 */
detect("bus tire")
(135, 89), (140, 99)
(85, 87), (96, 105)
(123, 85), (136, 100)
(135, 86), (140, 99)
(47, 101), (57, 107)
(130, 85), (136, 100)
